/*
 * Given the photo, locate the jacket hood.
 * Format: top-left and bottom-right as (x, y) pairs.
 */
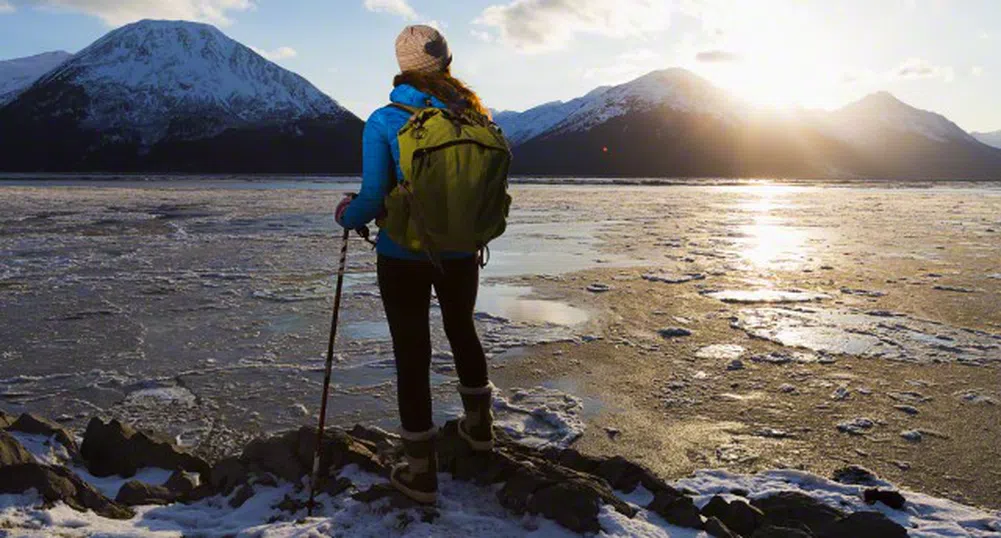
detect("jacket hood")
(390, 83), (447, 109)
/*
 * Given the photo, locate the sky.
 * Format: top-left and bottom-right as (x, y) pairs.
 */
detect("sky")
(0, 0), (998, 132)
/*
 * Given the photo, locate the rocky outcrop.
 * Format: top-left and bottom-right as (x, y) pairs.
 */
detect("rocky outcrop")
(0, 463), (133, 519)
(8, 413), (79, 459)
(80, 418), (210, 478)
(0, 412), (917, 537)
(1, 431), (36, 467)
(0, 409), (14, 429)
(115, 480), (176, 506)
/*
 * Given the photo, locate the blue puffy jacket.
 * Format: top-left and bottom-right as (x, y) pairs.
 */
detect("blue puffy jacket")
(339, 83), (471, 260)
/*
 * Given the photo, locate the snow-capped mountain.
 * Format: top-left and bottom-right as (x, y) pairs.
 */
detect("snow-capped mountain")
(0, 51), (73, 106)
(972, 130), (1001, 149)
(31, 19), (352, 146)
(494, 86), (611, 145)
(823, 91), (976, 146)
(0, 20), (362, 172)
(501, 69), (1001, 179)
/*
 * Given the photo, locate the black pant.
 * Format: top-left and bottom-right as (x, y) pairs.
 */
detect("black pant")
(377, 254), (489, 433)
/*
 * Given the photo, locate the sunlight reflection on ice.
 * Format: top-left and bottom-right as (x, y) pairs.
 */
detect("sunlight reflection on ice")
(736, 186), (811, 270)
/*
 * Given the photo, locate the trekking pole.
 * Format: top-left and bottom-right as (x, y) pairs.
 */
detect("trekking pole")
(307, 226), (351, 516)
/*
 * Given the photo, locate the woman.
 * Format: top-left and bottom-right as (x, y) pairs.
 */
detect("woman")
(335, 25), (495, 505)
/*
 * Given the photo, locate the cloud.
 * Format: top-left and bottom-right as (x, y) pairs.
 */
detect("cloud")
(11, 0), (254, 26)
(363, 0), (417, 20)
(893, 57), (954, 82)
(474, 0), (673, 53)
(250, 45), (297, 61)
(971, 65), (984, 77)
(695, 49), (741, 63)
(0, 1), (14, 13)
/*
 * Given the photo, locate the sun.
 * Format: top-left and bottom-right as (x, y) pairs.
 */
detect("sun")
(693, 1), (845, 111)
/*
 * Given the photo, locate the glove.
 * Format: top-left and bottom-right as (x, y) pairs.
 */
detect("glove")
(334, 194), (355, 226)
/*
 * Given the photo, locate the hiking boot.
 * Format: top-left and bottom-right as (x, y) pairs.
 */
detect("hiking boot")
(390, 428), (438, 504)
(458, 383), (495, 451)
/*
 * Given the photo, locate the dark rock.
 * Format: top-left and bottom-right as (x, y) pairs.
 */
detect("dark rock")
(528, 481), (603, 534)
(753, 492), (845, 536)
(498, 466), (551, 514)
(831, 465), (880, 486)
(184, 484), (217, 503)
(348, 424), (397, 452)
(702, 495), (764, 536)
(163, 470), (197, 498)
(595, 455), (647, 492)
(9, 413), (79, 459)
(705, 516), (739, 538)
(241, 431), (302, 482)
(0, 409), (14, 429)
(659, 327), (693, 338)
(555, 448), (604, 474)
(0, 431), (35, 467)
(0, 463), (133, 519)
(863, 488), (906, 510)
(648, 491), (704, 529)
(291, 427), (386, 476)
(229, 483), (255, 508)
(209, 456), (249, 494)
(752, 525), (813, 538)
(322, 476), (353, 497)
(115, 480), (176, 506)
(818, 511), (908, 538)
(81, 418), (209, 478)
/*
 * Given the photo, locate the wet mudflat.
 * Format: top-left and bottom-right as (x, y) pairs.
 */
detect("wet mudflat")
(1, 179), (1000, 512)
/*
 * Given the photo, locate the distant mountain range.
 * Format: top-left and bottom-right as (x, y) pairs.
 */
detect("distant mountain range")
(0, 20), (362, 173)
(0, 51), (73, 106)
(972, 130), (1001, 150)
(493, 71), (1001, 180)
(0, 20), (998, 178)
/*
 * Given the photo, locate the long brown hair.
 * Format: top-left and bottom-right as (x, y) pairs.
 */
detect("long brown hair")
(394, 68), (491, 119)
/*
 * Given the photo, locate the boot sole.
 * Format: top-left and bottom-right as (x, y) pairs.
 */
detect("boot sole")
(458, 419), (495, 451)
(390, 471), (438, 505)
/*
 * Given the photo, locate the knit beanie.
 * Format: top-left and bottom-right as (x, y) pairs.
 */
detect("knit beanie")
(395, 25), (452, 74)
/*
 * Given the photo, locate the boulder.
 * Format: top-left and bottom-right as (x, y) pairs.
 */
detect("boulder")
(240, 431), (302, 482)
(0, 463), (133, 519)
(648, 490), (704, 530)
(752, 492), (845, 536)
(831, 465), (880, 486)
(208, 456), (249, 494)
(863, 488), (906, 510)
(0, 431), (35, 467)
(818, 511), (908, 538)
(229, 483), (255, 509)
(752, 525), (814, 538)
(702, 495), (764, 536)
(163, 470), (197, 498)
(115, 480), (176, 506)
(81, 418), (209, 478)
(705, 516), (740, 538)
(0, 409), (14, 429)
(527, 480), (604, 534)
(8, 413), (79, 459)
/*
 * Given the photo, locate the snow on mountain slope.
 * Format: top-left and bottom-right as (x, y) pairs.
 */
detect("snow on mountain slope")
(496, 69), (741, 145)
(0, 51), (73, 106)
(550, 69), (740, 137)
(29, 19), (353, 146)
(972, 130), (1001, 149)
(824, 91), (976, 145)
(494, 86), (611, 145)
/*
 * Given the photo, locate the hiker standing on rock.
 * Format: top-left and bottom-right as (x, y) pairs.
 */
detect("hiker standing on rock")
(335, 25), (512, 504)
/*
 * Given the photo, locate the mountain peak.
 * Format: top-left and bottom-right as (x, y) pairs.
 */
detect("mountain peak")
(28, 18), (352, 146)
(0, 50), (74, 105)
